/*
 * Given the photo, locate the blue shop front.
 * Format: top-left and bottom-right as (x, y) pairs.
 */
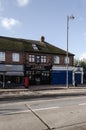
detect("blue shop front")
(51, 66), (83, 86)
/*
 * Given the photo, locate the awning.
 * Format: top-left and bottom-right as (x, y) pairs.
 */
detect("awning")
(0, 64), (23, 72)
(5, 72), (24, 76)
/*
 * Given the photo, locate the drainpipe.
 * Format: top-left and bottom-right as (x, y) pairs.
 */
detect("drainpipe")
(3, 72), (5, 88)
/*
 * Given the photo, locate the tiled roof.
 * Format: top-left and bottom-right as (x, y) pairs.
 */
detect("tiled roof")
(0, 36), (74, 55)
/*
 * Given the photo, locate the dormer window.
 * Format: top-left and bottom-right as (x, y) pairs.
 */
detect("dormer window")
(32, 44), (38, 50)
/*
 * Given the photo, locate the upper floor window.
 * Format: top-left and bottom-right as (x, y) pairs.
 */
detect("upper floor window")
(36, 55), (41, 64)
(65, 56), (70, 64)
(54, 56), (60, 64)
(0, 52), (5, 61)
(41, 56), (46, 63)
(12, 53), (19, 62)
(29, 55), (35, 62)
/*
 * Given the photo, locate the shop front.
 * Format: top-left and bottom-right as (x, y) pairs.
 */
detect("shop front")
(25, 65), (51, 85)
(0, 64), (24, 88)
(28, 70), (51, 85)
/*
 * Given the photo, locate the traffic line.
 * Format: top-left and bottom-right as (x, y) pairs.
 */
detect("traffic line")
(79, 103), (86, 106)
(0, 110), (30, 116)
(0, 106), (60, 116)
(34, 106), (60, 111)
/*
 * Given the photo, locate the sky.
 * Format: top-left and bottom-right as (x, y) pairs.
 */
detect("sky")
(0, 0), (86, 60)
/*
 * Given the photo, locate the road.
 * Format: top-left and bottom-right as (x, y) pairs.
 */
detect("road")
(0, 96), (86, 130)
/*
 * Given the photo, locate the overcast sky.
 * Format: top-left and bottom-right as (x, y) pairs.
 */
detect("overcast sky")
(0, 0), (86, 60)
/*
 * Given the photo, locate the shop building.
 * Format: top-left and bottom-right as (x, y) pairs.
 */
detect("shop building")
(51, 66), (83, 85)
(0, 36), (74, 87)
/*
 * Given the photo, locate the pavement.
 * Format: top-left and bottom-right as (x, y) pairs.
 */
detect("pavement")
(0, 84), (86, 101)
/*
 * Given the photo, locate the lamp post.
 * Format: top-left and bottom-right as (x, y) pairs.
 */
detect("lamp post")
(66, 15), (74, 88)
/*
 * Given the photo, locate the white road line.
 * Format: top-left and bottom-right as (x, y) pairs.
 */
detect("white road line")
(79, 103), (86, 106)
(34, 106), (60, 111)
(0, 106), (60, 116)
(0, 110), (30, 116)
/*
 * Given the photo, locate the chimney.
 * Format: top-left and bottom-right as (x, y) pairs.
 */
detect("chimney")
(40, 36), (45, 43)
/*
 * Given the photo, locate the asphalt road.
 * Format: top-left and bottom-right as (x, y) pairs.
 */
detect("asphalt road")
(0, 96), (86, 130)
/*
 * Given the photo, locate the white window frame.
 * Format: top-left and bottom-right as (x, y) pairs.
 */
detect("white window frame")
(12, 53), (19, 62)
(65, 56), (70, 64)
(29, 55), (35, 62)
(54, 56), (60, 64)
(41, 56), (46, 63)
(0, 52), (5, 61)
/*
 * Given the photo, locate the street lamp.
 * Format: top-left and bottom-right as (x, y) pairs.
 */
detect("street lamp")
(66, 15), (75, 88)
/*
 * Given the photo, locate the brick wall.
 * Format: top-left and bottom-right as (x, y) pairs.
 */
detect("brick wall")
(5, 51), (23, 64)
(2, 51), (74, 66)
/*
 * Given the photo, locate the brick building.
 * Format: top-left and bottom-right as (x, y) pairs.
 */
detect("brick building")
(0, 36), (74, 88)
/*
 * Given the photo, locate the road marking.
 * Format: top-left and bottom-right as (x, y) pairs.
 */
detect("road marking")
(79, 103), (86, 106)
(34, 106), (60, 111)
(0, 110), (31, 116)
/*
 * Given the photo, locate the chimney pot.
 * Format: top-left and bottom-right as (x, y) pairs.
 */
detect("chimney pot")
(40, 36), (45, 42)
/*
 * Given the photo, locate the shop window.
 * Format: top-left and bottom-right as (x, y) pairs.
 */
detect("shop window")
(65, 56), (70, 64)
(54, 56), (60, 64)
(0, 52), (5, 61)
(41, 56), (46, 63)
(29, 55), (35, 62)
(12, 53), (19, 62)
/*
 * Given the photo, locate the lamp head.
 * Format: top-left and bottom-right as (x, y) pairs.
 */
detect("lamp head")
(70, 15), (75, 19)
